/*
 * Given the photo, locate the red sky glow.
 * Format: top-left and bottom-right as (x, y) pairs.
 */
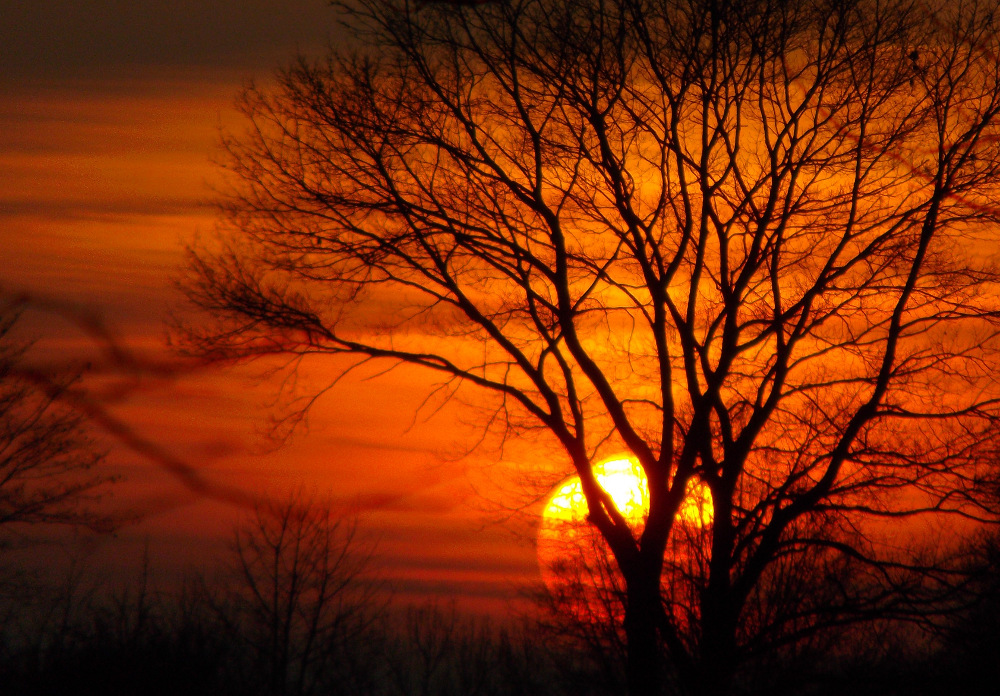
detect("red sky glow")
(1, 1), (549, 616)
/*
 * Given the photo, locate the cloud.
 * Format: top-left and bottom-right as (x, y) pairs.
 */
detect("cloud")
(0, 80), (231, 232)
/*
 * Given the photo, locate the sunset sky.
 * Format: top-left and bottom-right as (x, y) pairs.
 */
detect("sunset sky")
(1, 0), (545, 614)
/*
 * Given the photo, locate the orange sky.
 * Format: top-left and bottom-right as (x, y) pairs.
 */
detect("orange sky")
(1, 3), (551, 616)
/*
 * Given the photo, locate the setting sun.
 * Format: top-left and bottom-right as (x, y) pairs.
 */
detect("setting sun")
(539, 457), (713, 532)
(541, 458), (649, 527)
(537, 457), (714, 602)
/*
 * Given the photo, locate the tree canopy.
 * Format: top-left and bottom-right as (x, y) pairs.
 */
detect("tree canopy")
(186, 0), (1000, 693)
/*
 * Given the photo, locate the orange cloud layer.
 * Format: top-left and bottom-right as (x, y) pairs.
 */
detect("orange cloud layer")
(1, 74), (543, 614)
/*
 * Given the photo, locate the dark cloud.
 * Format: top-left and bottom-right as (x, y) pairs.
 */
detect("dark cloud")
(0, 198), (211, 221)
(0, 0), (343, 83)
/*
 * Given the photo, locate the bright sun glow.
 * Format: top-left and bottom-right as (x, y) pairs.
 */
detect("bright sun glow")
(537, 456), (714, 609)
(540, 456), (713, 531)
(543, 458), (649, 526)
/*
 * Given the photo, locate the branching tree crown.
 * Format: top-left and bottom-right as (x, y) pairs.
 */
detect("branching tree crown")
(186, 0), (1000, 693)
(0, 308), (111, 538)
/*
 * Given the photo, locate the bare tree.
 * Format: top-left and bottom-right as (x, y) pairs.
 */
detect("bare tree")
(0, 309), (110, 540)
(213, 493), (381, 696)
(185, 0), (1000, 693)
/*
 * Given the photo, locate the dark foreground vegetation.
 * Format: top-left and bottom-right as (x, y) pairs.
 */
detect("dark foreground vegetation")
(2, 505), (1000, 696)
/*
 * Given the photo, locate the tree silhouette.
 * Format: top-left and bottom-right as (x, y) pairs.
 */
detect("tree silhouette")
(185, 0), (1000, 693)
(210, 493), (381, 696)
(0, 308), (111, 540)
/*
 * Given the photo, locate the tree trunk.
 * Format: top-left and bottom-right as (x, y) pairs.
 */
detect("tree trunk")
(624, 569), (663, 696)
(695, 603), (737, 696)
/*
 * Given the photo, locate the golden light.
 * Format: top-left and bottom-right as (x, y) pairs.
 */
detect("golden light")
(539, 457), (713, 533)
(542, 457), (650, 528)
(537, 456), (713, 606)
(678, 478), (714, 528)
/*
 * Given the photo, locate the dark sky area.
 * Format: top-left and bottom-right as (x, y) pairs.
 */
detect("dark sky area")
(1, 1), (340, 82)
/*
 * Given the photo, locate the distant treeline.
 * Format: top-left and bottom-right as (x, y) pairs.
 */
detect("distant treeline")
(2, 497), (1000, 696)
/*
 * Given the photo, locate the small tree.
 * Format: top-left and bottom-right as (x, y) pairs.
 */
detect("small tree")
(186, 0), (1000, 693)
(214, 493), (380, 696)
